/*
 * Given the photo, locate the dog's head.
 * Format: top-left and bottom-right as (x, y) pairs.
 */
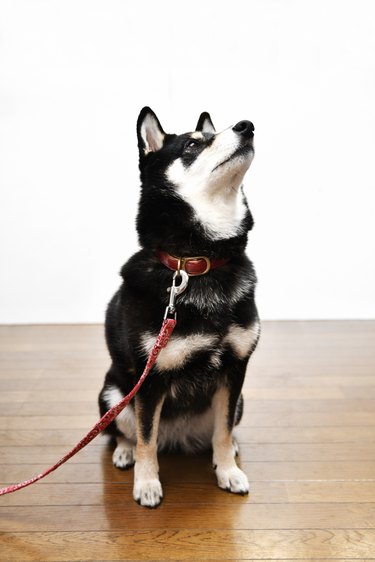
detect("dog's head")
(136, 107), (255, 247)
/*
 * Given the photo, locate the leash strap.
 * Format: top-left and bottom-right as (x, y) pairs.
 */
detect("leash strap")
(0, 318), (176, 496)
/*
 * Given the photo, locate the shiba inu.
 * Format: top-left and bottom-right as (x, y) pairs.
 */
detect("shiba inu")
(98, 107), (259, 507)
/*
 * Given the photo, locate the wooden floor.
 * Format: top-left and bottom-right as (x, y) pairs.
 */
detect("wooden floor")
(0, 321), (375, 561)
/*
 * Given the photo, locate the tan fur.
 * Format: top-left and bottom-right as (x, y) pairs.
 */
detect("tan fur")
(133, 395), (165, 507)
(212, 387), (249, 494)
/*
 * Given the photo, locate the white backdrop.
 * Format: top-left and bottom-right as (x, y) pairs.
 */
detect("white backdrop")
(1, 0), (375, 323)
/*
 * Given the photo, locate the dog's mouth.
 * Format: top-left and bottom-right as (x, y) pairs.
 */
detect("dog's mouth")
(212, 144), (253, 173)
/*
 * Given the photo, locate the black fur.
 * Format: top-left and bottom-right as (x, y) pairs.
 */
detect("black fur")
(196, 111), (216, 133)
(98, 107), (259, 448)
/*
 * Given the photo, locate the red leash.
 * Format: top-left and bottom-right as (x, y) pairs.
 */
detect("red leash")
(0, 318), (176, 496)
(0, 271), (189, 496)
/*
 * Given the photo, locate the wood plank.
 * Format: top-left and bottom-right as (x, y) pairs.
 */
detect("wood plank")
(3, 386), (365, 402)
(240, 398), (375, 413)
(0, 357), (108, 372)
(246, 375), (375, 387)
(2, 481), (375, 507)
(243, 387), (345, 399)
(0, 385), (353, 402)
(2, 442), (375, 464)
(3, 397), (375, 416)
(1, 502), (375, 532)
(241, 411), (375, 427)
(3, 374), (375, 391)
(0, 378), (103, 391)
(2, 410), (375, 429)
(0, 415), (98, 430)
(0, 367), (105, 380)
(2, 458), (375, 484)
(236, 425), (375, 443)
(3, 401), (98, 415)
(1, 529), (375, 561)
(238, 443), (375, 461)
(0, 389), (99, 403)
(2, 424), (375, 447)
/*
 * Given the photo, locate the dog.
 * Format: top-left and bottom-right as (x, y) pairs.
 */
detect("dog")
(98, 107), (260, 507)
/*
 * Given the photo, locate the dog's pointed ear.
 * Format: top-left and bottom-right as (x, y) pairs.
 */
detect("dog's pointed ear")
(137, 107), (166, 155)
(196, 112), (216, 134)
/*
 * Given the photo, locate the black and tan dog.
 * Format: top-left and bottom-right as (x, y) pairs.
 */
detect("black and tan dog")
(98, 107), (259, 507)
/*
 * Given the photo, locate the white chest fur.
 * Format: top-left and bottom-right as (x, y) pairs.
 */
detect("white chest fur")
(223, 322), (260, 358)
(140, 332), (219, 371)
(140, 321), (260, 372)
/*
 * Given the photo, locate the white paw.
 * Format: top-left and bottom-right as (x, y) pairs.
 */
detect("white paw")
(216, 466), (250, 495)
(133, 478), (163, 508)
(112, 442), (135, 470)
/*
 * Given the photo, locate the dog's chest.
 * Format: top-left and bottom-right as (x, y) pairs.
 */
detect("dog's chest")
(140, 320), (260, 373)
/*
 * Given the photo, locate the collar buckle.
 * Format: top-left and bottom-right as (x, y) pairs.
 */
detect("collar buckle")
(179, 255), (211, 276)
(157, 250), (228, 276)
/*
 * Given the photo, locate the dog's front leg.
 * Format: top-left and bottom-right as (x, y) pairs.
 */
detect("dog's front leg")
(133, 393), (165, 508)
(212, 386), (249, 495)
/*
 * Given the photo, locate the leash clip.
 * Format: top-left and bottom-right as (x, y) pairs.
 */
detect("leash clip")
(164, 270), (189, 319)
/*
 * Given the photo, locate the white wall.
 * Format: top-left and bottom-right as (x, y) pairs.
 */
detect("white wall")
(1, 0), (374, 323)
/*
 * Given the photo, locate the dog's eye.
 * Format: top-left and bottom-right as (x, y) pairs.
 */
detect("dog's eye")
(184, 139), (200, 151)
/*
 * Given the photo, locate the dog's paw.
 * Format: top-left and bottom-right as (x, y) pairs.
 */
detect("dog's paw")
(215, 466), (250, 495)
(133, 478), (163, 508)
(112, 442), (135, 470)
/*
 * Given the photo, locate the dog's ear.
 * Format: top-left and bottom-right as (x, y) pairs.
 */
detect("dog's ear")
(196, 112), (216, 134)
(137, 107), (166, 155)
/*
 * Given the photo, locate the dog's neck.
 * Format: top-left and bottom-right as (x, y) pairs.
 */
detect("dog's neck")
(156, 250), (230, 276)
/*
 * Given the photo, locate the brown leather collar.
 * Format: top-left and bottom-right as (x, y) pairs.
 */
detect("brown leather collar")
(157, 250), (229, 276)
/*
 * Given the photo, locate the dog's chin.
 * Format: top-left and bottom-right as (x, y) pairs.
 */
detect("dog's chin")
(210, 150), (253, 192)
(212, 145), (254, 174)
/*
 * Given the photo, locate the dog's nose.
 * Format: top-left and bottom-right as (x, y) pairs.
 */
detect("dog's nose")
(232, 120), (255, 138)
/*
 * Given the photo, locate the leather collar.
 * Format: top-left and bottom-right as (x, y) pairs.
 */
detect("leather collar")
(157, 250), (229, 276)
